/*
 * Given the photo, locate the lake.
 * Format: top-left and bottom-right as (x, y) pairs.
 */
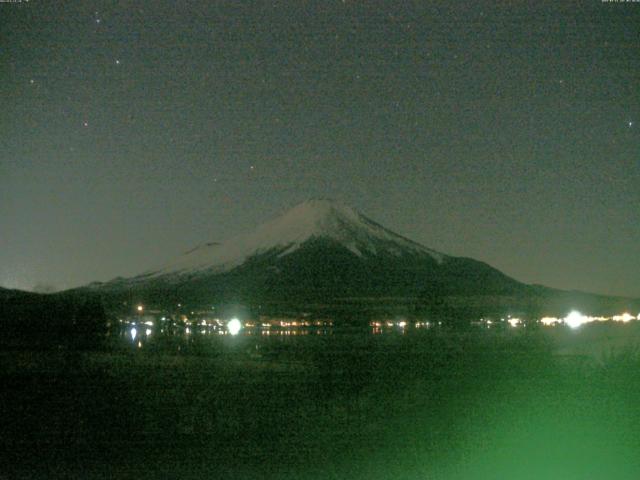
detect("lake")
(2, 322), (640, 479)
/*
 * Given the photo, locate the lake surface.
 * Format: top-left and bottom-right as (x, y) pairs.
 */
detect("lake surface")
(3, 322), (640, 479)
(111, 319), (640, 361)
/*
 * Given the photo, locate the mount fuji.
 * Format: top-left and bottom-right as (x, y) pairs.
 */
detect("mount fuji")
(88, 199), (637, 317)
(144, 198), (447, 277)
(90, 199), (534, 313)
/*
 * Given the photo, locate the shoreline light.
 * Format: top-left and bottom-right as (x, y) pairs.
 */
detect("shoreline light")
(227, 318), (242, 336)
(540, 317), (561, 326)
(564, 311), (586, 329)
(612, 313), (634, 323)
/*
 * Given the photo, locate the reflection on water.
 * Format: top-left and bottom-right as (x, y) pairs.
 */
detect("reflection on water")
(114, 311), (461, 351)
(110, 319), (640, 365)
(114, 319), (426, 352)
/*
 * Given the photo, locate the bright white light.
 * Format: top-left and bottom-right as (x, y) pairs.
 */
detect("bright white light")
(227, 318), (242, 336)
(144, 321), (153, 326)
(613, 313), (634, 323)
(145, 328), (152, 336)
(508, 318), (521, 327)
(130, 327), (137, 341)
(398, 321), (407, 328)
(565, 311), (586, 329)
(137, 305), (143, 312)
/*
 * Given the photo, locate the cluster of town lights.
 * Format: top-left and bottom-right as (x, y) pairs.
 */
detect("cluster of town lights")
(539, 311), (640, 329)
(128, 304), (639, 337)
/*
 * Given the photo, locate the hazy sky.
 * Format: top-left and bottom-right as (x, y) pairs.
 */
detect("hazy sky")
(1, 1), (639, 297)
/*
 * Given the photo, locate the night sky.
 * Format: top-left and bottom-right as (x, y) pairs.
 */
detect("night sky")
(1, 1), (639, 297)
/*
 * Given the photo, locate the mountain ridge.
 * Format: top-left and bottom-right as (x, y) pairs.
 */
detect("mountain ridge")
(138, 198), (445, 280)
(83, 199), (639, 317)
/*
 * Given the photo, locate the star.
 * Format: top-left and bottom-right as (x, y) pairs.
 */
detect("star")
(629, 121), (634, 128)
(83, 121), (89, 128)
(115, 59), (121, 65)
(29, 79), (35, 84)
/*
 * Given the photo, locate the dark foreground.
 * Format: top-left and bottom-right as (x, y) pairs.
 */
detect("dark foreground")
(2, 326), (640, 479)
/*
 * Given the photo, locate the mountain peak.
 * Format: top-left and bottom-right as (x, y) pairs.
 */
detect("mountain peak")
(141, 199), (445, 278)
(284, 198), (358, 220)
(269, 198), (363, 236)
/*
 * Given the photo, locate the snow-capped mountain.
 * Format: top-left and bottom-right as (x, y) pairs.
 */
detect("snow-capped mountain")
(85, 199), (640, 316)
(143, 199), (445, 279)
(94, 199), (536, 312)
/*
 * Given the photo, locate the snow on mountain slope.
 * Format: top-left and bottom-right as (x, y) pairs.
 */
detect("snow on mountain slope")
(142, 199), (445, 278)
